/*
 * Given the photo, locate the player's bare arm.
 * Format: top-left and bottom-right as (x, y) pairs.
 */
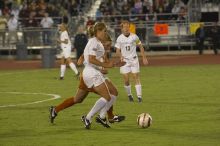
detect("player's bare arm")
(57, 38), (68, 44)
(138, 43), (148, 65)
(89, 55), (114, 68)
(77, 54), (84, 66)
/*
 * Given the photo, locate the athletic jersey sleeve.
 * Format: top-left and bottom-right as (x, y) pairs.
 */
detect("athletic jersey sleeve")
(87, 39), (97, 56)
(61, 31), (68, 41)
(134, 34), (141, 45)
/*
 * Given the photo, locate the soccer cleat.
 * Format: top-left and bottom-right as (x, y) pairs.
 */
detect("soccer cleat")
(138, 97), (142, 103)
(59, 77), (64, 80)
(49, 106), (57, 123)
(95, 116), (110, 128)
(81, 116), (91, 129)
(128, 95), (134, 102)
(108, 115), (126, 123)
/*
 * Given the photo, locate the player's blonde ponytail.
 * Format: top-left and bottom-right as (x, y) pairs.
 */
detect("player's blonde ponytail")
(93, 22), (107, 36)
(87, 25), (95, 38)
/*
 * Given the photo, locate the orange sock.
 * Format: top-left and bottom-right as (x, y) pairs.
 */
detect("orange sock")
(107, 106), (114, 119)
(55, 97), (75, 113)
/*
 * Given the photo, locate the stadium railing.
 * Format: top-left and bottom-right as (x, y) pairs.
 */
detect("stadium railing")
(0, 13), (218, 58)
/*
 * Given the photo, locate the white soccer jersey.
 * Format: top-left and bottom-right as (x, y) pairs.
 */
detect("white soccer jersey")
(115, 33), (141, 59)
(60, 31), (71, 50)
(83, 37), (105, 69)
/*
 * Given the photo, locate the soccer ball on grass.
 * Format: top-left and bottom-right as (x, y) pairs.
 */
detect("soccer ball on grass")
(137, 113), (152, 128)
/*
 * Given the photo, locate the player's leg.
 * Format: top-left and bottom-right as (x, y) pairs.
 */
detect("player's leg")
(99, 79), (117, 119)
(122, 73), (134, 102)
(50, 89), (89, 123)
(66, 57), (79, 76)
(120, 63), (134, 101)
(131, 61), (142, 102)
(83, 82), (111, 129)
(132, 73), (142, 102)
(60, 57), (66, 80)
(98, 79), (126, 123)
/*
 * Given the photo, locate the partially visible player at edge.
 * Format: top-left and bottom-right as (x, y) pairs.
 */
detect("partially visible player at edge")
(115, 20), (148, 102)
(50, 23), (125, 129)
(57, 23), (79, 80)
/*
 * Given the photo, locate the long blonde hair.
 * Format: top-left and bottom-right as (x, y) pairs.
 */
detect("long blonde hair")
(87, 22), (107, 37)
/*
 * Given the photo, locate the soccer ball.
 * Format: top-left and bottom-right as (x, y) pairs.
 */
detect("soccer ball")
(137, 113), (152, 128)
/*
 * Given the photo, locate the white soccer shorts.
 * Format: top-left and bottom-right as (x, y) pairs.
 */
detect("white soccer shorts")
(60, 47), (71, 58)
(120, 58), (140, 74)
(82, 66), (106, 88)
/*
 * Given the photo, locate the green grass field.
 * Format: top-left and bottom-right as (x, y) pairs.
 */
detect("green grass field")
(0, 65), (220, 146)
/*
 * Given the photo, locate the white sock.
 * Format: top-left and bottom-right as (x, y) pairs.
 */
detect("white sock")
(135, 84), (142, 98)
(99, 95), (116, 119)
(60, 64), (66, 77)
(124, 85), (132, 96)
(86, 97), (107, 121)
(69, 62), (78, 74)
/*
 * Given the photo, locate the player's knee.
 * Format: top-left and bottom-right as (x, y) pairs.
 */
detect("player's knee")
(124, 82), (130, 86)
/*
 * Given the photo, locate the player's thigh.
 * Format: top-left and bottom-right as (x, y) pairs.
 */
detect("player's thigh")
(74, 89), (89, 103)
(66, 57), (73, 64)
(120, 63), (131, 74)
(63, 48), (71, 59)
(131, 61), (140, 74)
(60, 57), (66, 64)
(105, 79), (118, 96)
(83, 67), (105, 88)
(93, 82), (111, 101)
(122, 73), (130, 85)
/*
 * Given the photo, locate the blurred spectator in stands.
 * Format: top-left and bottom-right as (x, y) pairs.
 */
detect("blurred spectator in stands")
(0, 0), (4, 11)
(86, 16), (95, 28)
(142, 0), (153, 14)
(25, 12), (39, 45)
(74, 25), (88, 60)
(129, 8), (138, 22)
(10, 5), (20, 19)
(156, 6), (166, 21)
(69, 0), (79, 16)
(163, 0), (173, 13)
(115, 0), (124, 12)
(37, 0), (47, 10)
(134, 0), (142, 14)
(121, 3), (130, 20)
(0, 15), (7, 46)
(172, 0), (185, 20)
(177, 6), (187, 21)
(2, 5), (11, 16)
(95, 8), (103, 21)
(195, 23), (206, 55)
(47, 4), (60, 24)
(62, 13), (69, 25)
(210, 22), (219, 54)
(40, 12), (54, 45)
(7, 14), (18, 45)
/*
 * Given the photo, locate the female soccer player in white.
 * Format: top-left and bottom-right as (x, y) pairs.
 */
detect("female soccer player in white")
(81, 22), (120, 129)
(50, 31), (125, 129)
(115, 20), (148, 102)
(57, 23), (79, 80)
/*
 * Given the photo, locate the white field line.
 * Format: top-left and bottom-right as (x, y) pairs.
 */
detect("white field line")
(0, 92), (61, 108)
(0, 69), (57, 77)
